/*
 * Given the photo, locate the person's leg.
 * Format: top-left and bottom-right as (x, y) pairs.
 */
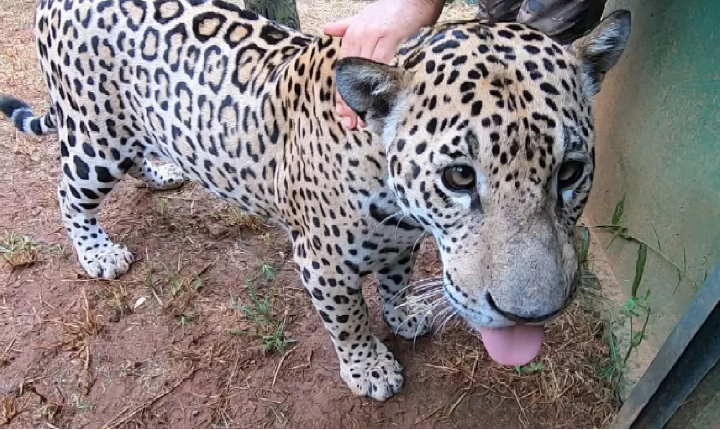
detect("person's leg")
(477, 0), (607, 45)
(517, 0), (607, 44)
(477, 0), (523, 23)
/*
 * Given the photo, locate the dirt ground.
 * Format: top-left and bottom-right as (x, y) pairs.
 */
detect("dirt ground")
(0, 0), (619, 428)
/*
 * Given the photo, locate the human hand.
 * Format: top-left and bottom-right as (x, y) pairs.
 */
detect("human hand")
(324, 0), (443, 130)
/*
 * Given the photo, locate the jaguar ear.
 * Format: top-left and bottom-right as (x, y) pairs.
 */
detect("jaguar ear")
(335, 57), (412, 142)
(570, 9), (631, 97)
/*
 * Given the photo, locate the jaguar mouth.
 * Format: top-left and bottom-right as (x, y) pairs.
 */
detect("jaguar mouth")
(473, 323), (545, 367)
(444, 287), (546, 367)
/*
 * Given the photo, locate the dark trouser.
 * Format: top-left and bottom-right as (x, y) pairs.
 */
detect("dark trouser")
(476, 0), (607, 44)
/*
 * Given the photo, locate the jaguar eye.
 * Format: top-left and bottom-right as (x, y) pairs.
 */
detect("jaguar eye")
(442, 165), (476, 191)
(557, 161), (584, 190)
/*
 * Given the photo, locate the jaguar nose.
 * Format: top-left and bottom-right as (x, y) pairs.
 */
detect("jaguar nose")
(486, 293), (560, 324)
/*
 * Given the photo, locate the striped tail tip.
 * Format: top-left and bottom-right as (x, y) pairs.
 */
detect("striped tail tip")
(0, 95), (56, 136)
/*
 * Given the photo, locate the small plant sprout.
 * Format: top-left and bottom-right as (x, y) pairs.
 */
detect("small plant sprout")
(515, 361), (545, 375)
(0, 232), (40, 267)
(230, 277), (295, 355)
(261, 262), (278, 281)
(71, 395), (95, 411)
(590, 197), (654, 399)
(156, 197), (171, 218)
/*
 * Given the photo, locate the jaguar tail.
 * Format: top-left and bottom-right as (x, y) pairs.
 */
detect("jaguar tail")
(0, 94), (57, 136)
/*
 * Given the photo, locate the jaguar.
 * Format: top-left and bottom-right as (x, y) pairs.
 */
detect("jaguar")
(0, 0), (630, 401)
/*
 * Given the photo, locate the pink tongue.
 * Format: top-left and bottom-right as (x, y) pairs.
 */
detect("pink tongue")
(478, 325), (545, 366)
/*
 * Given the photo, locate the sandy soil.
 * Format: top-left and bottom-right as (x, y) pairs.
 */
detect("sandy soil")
(0, 0), (618, 427)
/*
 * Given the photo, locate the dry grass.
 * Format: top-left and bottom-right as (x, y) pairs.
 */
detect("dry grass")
(95, 284), (130, 322)
(45, 290), (102, 368)
(102, 365), (199, 428)
(164, 263), (213, 326)
(229, 207), (269, 231)
(0, 232), (39, 268)
(0, 395), (19, 425)
(414, 290), (617, 428)
(207, 206), (269, 232)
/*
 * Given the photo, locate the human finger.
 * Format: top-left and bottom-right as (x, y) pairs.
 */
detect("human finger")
(323, 17), (352, 37)
(371, 36), (402, 64)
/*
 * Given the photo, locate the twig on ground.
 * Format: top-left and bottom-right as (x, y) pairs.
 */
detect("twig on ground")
(272, 347), (296, 388)
(103, 366), (198, 428)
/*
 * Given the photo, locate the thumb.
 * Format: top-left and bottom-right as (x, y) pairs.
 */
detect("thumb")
(323, 17), (352, 37)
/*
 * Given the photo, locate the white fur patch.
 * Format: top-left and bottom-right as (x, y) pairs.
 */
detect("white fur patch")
(382, 93), (409, 146)
(477, 169), (489, 196)
(11, 107), (31, 121)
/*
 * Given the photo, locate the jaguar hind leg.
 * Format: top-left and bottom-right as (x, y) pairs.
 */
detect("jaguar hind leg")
(57, 124), (135, 279)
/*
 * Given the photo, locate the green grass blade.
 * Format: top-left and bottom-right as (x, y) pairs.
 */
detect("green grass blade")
(606, 226), (628, 249)
(631, 243), (647, 298)
(611, 196), (625, 226)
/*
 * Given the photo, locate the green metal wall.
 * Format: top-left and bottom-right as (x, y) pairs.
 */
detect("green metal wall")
(585, 0), (720, 390)
(666, 361), (720, 428)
